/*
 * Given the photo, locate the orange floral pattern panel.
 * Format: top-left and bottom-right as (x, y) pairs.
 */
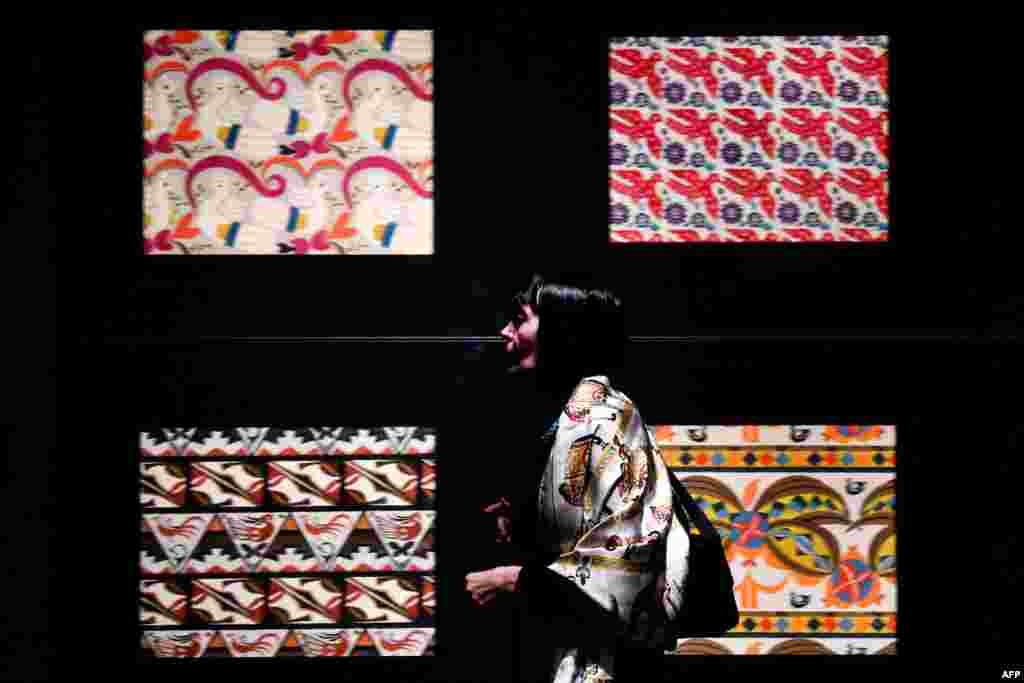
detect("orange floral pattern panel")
(144, 31), (433, 255)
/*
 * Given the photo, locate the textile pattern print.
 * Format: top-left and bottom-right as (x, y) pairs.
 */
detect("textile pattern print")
(653, 425), (896, 655)
(143, 30), (433, 255)
(610, 36), (889, 243)
(139, 427), (437, 657)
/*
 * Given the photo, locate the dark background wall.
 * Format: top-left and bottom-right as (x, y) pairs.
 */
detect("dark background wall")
(54, 10), (1022, 683)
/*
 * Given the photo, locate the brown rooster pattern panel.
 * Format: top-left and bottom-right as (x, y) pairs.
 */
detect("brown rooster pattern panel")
(139, 427), (436, 658)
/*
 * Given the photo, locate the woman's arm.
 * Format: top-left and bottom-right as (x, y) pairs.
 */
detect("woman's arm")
(465, 565), (521, 605)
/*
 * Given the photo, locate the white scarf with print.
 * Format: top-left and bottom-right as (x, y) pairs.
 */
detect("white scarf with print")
(536, 376), (690, 681)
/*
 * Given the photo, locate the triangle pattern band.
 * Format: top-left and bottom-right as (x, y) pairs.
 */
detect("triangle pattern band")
(368, 628), (434, 656)
(366, 511), (435, 570)
(221, 512), (291, 572)
(293, 511), (359, 571)
(295, 629), (364, 657)
(144, 514), (216, 573)
(221, 630), (288, 657)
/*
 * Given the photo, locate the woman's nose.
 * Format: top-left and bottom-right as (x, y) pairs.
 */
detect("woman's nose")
(499, 323), (514, 340)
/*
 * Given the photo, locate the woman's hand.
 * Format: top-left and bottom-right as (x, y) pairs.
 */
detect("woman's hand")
(465, 565), (522, 606)
(483, 497), (513, 544)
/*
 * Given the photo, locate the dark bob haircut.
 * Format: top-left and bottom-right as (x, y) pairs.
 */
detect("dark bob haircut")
(508, 274), (627, 391)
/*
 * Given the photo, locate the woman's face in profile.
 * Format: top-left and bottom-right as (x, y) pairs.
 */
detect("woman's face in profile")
(499, 303), (539, 369)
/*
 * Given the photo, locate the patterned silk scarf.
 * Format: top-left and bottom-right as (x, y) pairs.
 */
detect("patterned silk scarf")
(536, 376), (690, 681)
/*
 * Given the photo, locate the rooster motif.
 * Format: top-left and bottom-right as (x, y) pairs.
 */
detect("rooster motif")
(837, 108), (889, 160)
(781, 47), (836, 97)
(840, 47), (888, 94)
(154, 515), (206, 539)
(721, 108), (777, 159)
(300, 631), (350, 657)
(665, 169), (721, 222)
(152, 633), (202, 658)
(610, 170), (664, 221)
(609, 49), (663, 98)
(665, 108), (720, 159)
(302, 513), (352, 536)
(224, 514), (276, 543)
(378, 631), (427, 653)
(374, 512), (423, 542)
(610, 109), (663, 160)
(720, 47), (777, 96)
(228, 633), (278, 655)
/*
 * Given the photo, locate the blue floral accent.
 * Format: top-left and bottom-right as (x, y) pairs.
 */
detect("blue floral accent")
(721, 82), (743, 104)
(780, 142), (800, 164)
(665, 81), (687, 104)
(609, 143), (629, 166)
(836, 201), (858, 223)
(666, 142), (687, 165)
(722, 202), (743, 224)
(666, 203), (687, 225)
(610, 82), (629, 105)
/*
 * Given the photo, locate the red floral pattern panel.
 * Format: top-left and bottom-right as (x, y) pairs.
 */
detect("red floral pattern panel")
(610, 35), (889, 244)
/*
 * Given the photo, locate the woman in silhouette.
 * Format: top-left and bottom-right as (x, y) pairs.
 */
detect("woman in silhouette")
(465, 275), (690, 682)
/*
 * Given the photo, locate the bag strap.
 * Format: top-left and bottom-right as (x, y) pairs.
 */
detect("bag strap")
(646, 428), (716, 539)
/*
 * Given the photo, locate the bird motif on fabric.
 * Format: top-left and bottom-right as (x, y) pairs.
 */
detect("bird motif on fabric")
(665, 169), (722, 221)
(721, 168), (777, 218)
(610, 109), (663, 160)
(665, 48), (720, 97)
(609, 49), (664, 98)
(721, 107), (777, 159)
(610, 170), (664, 221)
(840, 47), (888, 94)
(665, 108), (720, 159)
(375, 513), (423, 542)
(780, 108), (833, 158)
(836, 168), (888, 219)
(837, 107), (889, 160)
(154, 515), (206, 539)
(225, 514), (276, 542)
(720, 47), (777, 96)
(782, 47), (837, 97)
(779, 168), (834, 219)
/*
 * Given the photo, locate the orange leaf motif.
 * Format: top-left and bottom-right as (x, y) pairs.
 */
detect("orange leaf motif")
(173, 213), (201, 239)
(330, 115), (357, 143)
(326, 31), (358, 44)
(328, 212), (357, 240)
(741, 479), (760, 509)
(654, 426), (674, 443)
(173, 31), (201, 44)
(173, 115), (201, 143)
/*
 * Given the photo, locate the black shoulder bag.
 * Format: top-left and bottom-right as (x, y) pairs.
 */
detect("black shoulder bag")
(662, 468), (740, 638)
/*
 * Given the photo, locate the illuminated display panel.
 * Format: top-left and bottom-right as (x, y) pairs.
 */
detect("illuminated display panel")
(143, 31), (433, 255)
(653, 425), (897, 655)
(139, 427), (437, 658)
(610, 36), (889, 244)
